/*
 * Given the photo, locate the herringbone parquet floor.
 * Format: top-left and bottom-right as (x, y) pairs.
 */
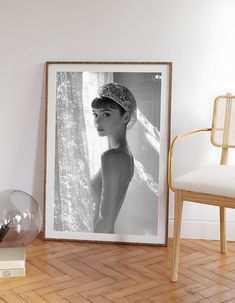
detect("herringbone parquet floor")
(1, 238), (235, 302)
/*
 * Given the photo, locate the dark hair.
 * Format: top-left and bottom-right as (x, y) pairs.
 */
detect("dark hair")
(91, 97), (126, 115)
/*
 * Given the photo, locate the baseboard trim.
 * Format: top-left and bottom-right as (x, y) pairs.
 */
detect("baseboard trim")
(168, 218), (235, 240)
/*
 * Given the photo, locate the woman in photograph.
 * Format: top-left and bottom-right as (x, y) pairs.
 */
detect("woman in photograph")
(91, 83), (137, 233)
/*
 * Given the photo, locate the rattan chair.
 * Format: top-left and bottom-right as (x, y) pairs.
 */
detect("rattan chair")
(169, 93), (235, 282)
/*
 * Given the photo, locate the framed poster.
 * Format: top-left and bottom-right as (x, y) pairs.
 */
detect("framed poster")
(44, 61), (172, 245)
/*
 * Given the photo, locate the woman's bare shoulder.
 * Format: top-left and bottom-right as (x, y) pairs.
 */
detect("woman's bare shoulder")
(102, 148), (130, 159)
(101, 149), (130, 169)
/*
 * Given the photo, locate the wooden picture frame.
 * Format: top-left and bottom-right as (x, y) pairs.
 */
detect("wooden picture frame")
(44, 61), (172, 245)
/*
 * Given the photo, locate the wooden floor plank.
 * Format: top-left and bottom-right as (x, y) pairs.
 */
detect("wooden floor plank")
(13, 275), (72, 295)
(81, 278), (137, 299)
(35, 276), (92, 296)
(43, 293), (70, 303)
(0, 290), (27, 303)
(198, 284), (231, 297)
(66, 293), (94, 303)
(80, 260), (129, 282)
(19, 291), (49, 303)
(58, 277), (115, 297)
(201, 288), (235, 302)
(104, 280), (159, 300)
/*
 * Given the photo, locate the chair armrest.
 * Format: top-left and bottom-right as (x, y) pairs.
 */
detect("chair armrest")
(168, 128), (212, 192)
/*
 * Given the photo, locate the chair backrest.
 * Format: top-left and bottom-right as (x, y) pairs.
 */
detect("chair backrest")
(211, 94), (235, 148)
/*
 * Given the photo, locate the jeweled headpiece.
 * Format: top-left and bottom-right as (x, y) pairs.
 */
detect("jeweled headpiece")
(97, 83), (137, 127)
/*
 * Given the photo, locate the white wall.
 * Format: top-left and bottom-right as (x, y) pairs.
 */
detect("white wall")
(1, 0), (235, 239)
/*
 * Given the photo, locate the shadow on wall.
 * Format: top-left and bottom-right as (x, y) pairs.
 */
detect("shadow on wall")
(32, 64), (46, 227)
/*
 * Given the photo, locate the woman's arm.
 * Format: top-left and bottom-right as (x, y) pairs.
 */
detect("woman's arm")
(94, 150), (129, 233)
(90, 168), (102, 227)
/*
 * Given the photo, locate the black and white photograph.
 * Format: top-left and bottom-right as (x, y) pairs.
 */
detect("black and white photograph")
(44, 62), (172, 245)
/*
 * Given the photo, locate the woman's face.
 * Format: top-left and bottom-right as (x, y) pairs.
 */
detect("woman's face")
(92, 107), (126, 137)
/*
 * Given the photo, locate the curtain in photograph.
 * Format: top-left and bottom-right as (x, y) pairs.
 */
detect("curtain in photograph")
(54, 72), (93, 232)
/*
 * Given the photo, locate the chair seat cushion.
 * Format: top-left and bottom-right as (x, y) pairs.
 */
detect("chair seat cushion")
(173, 165), (235, 198)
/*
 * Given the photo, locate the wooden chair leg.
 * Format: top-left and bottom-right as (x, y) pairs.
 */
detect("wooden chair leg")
(171, 190), (183, 282)
(220, 206), (227, 254)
